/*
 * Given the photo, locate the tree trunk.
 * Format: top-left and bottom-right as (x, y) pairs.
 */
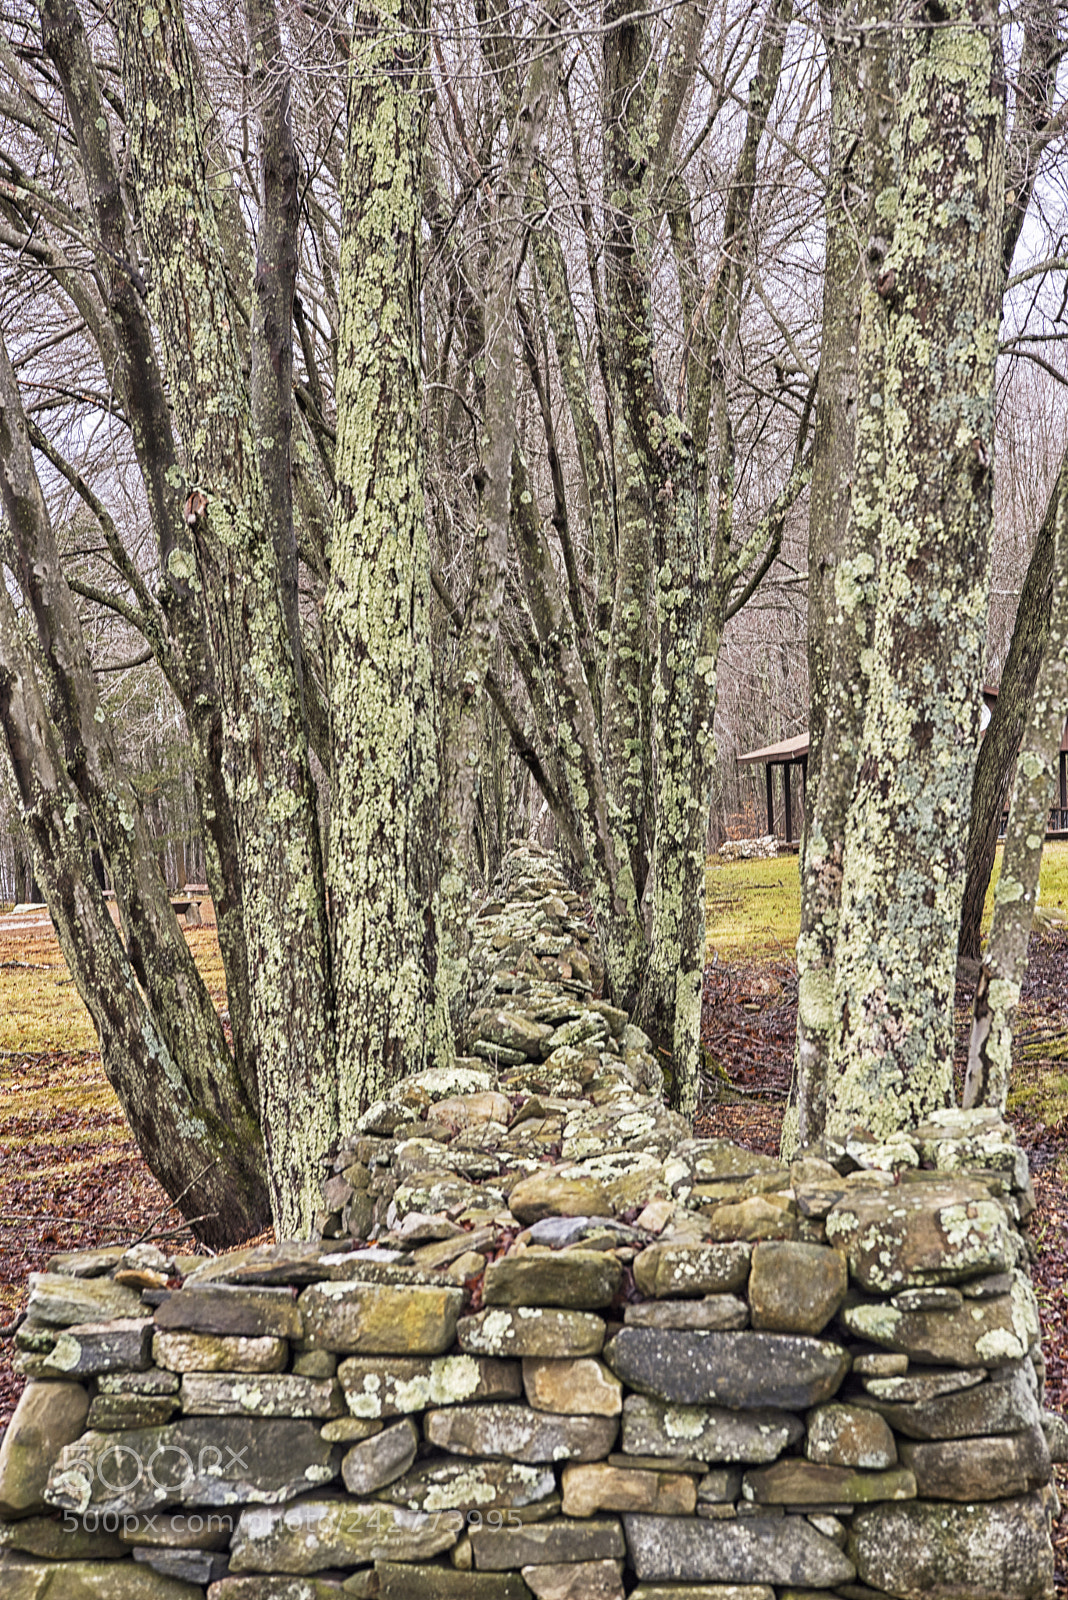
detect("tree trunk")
(958, 473), (1057, 961)
(0, 577), (267, 1248)
(326, 0), (450, 1118)
(965, 450), (1068, 1108)
(791, 5), (882, 1150)
(120, 0), (335, 1233)
(827, 0), (1005, 1139)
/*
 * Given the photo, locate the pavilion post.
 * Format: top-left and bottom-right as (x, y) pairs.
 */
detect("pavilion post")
(784, 764), (793, 844)
(765, 763), (775, 837)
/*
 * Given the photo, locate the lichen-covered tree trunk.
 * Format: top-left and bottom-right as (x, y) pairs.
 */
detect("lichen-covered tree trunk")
(0, 556), (267, 1247)
(791, 5), (883, 1149)
(826, 0), (1005, 1139)
(120, 0), (334, 1232)
(40, 0), (262, 1114)
(965, 451), (1068, 1109)
(326, 0), (450, 1116)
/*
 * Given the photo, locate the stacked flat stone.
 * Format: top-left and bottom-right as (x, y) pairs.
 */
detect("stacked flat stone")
(0, 847), (1062, 1599)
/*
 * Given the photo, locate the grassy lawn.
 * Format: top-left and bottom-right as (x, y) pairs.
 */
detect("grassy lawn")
(706, 837), (1068, 960)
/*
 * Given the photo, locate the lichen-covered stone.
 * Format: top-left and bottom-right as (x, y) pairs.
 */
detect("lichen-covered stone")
(45, 1420), (338, 1514)
(604, 1329), (850, 1409)
(153, 1332), (288, 1373)
(341, 1418), (419, 1494)
(25, 1274), (144, 1329)
(620, 1396), (803, 1462)
(522, 1358), (622, 1416)
(227, 1494), (459, 1571)
(860, 1367), (984, 1404)
(28, 1319), (154, 1379)
(561, 1461), (696, 1517)
(632, 1244), (750, 1299)
(825, 1184), (1010, 1293)
(747, 1244), (847, 1335)
(841, 1285), (1035, 1368)
(372, 1565), (534, 1598)
(0, 1381), (90, 1517)
(376, 1457), (557, 1513)
(433, 1091), (515, 1132)
(467, 1008), (555, 1056)
(297, 1280), (464, 1353)
(629, 1589), (773, 1600)
(623, 1513), (856, 1586)
(458, 1308), (605, 1358)
(87, 1393), (181, 1430)
(861, 1363), (1040, 1439)
(339, 1354), (521, 1417)
(741, 1459), (916, 1504)
(848, 1494), (1054, 1599)
(483, 1248), (623, 1309)
(208, 1578), (353, 1599)
(804, 1403), (897, 1468)
(180, 1373), (344, 1418)
(424, 1403), (618, 1462)
(686, 1144), (785, 1182)
(701, 1196), (798, 1242)
(0, 1511), (125, 1560)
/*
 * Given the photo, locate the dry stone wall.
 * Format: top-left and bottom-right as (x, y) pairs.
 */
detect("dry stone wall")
(0, 843), (1064, 1600)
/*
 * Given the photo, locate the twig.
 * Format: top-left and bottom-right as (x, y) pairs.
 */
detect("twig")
(131, 1159), (220, 1246)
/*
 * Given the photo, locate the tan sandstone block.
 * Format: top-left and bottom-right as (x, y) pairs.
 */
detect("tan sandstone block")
(561, 1461), (697, 1518)
(523, 1358), (622, 1416)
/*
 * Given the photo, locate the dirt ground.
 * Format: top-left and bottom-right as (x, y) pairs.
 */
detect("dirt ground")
(1, 910), (1067, 1583)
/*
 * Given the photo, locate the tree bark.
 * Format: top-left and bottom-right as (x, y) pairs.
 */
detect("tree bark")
(119, 0), (334, 1233)
(0, 331), (270, 1245)
(791, 3), (883, 1149)
(958, 489), (1056, 961)
(965, 449), (1068, 1109)
(827, 0), (1005, 1140)
(326, 0), (450, 1116)
(956, 0), (1063, 964)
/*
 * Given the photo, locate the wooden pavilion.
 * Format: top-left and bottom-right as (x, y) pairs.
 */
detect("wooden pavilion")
(738, 689), (1068, 847)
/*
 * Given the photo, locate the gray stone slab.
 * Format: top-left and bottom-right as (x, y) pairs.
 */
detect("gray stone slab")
(605, 1330), (850, 1409)
(621, 1396), (802, 1463)
(45, 1418), (339, 1514)
(471, 1516), (625, 1568)
(228, 1494), (460, 1572)
(623, 1513), (856, 1587)
(425, 1404), (618, 1462)
(848, 1494), (1054, 1599)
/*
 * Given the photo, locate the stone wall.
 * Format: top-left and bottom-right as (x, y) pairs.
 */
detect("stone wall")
(0, 844), (1063, 1600)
